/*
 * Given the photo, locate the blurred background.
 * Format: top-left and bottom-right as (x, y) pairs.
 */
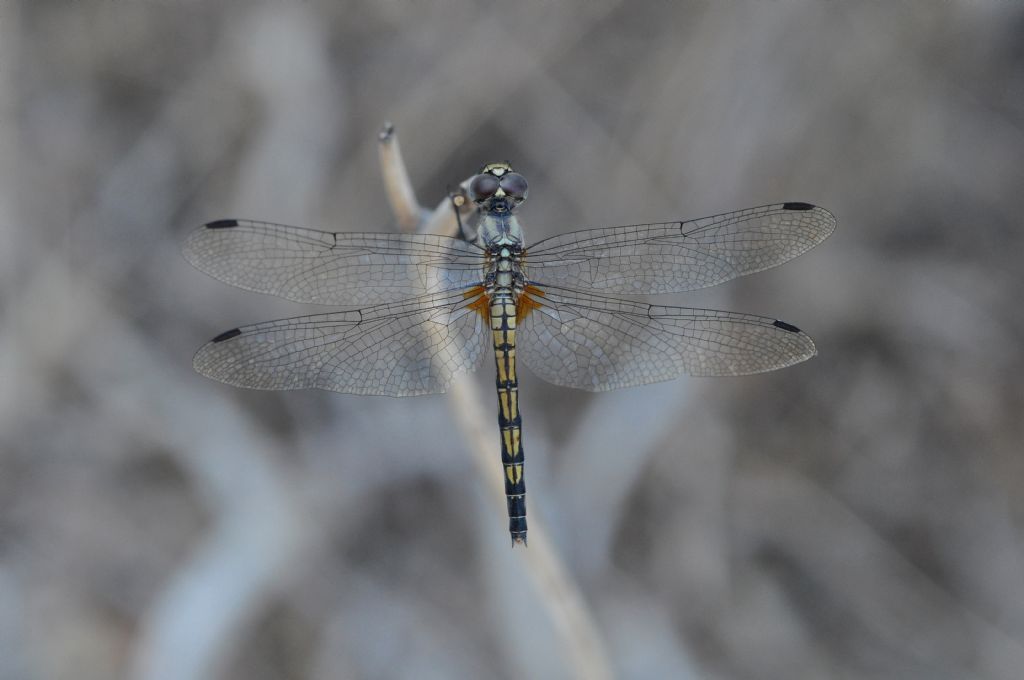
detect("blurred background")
(3, 1), (1023, 678)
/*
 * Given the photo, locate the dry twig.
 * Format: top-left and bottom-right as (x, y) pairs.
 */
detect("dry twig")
(378, 124), (614, 680)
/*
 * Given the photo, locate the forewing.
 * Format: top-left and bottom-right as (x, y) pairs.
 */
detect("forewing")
(193, 290), (490, 396)
(518, 287), (816, 391)
(183, 219), (485, 305)
(525, 203), (835, 294)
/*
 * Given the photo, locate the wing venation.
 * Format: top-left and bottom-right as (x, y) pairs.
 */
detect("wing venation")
(518, 286), (816, 390)
(193, 290), (489, 396)
(525, 203), (834, 294)
(184, 219), (485, 305)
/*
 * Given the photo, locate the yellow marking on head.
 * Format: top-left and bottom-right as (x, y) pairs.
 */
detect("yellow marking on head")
(482, 161), (514, 175)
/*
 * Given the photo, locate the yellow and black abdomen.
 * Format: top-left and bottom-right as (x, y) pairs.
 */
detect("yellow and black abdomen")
(490, 293), (526, 544)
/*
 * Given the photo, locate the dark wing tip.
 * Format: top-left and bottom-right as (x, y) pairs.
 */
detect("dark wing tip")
(211, 328), (242, 343)
(782, 202), (815, 211)
(772, 319), (802, 333)
(205, 219), (239, 230)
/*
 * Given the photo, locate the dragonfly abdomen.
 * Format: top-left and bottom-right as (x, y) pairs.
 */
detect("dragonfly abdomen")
(489, 291), (526, 545)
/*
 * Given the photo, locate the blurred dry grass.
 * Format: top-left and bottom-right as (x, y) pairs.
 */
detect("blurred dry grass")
(2, 1), (1024, 679)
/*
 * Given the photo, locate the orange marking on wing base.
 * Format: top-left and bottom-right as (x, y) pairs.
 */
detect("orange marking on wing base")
(463, 286), (490, 318)
(516, 285), (546, 319)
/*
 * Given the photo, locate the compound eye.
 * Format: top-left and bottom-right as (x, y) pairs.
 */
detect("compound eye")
(499, 172), (528, 199)
(469, 174), (500, 201)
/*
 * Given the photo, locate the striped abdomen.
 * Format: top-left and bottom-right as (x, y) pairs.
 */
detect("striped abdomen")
(490, 293), (526, 545)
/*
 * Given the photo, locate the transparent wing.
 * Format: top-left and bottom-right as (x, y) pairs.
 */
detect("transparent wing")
(193, 289), (489, 396)
(525, 203), (835, 294)
(183, 219), (486, 305)
(518, 286), (816, 391)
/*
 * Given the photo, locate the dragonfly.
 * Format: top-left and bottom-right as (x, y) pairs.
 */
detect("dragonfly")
(184, 162), (835, 546)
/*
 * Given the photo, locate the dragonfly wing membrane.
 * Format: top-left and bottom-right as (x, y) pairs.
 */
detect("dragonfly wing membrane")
(193, 290), (490, 396)
(525, 203), (835, 294)
(184, 220), (486, 305)
(518, 287), (816, 391)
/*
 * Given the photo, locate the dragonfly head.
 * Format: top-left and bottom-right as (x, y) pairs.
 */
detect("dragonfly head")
(469, 162), (528, 215)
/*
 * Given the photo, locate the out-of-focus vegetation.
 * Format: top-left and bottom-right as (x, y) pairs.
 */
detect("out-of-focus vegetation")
(2, 1), (1023, 679)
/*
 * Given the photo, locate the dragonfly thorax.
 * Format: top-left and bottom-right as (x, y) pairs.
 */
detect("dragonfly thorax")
(484, 242), (526, 292)
(476, 213), (524, 250)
